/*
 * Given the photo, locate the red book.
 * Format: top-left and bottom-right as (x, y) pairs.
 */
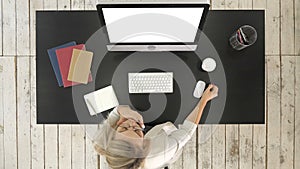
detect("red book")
(56, 44), (93, 87)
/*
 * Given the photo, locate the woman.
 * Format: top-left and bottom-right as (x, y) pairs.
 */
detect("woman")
(93, 84), (219, 169)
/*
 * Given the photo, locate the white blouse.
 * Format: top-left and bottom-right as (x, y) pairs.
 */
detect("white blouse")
(105, 107), (197, 169)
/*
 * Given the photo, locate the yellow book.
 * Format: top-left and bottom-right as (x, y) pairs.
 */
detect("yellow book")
(68, 49), (93, 84)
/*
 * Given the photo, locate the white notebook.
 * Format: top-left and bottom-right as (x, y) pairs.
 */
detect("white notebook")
(84, 85), (119, 116)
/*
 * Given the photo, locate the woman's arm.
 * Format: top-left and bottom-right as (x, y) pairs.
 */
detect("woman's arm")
(106, 105), (145, 128)
(116, 105), (144, 128)
(163, 84), (219, 151)
(186, 84), (218, 124)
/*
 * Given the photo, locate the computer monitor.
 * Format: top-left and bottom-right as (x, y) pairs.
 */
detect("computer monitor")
(97, 1), (210, 51)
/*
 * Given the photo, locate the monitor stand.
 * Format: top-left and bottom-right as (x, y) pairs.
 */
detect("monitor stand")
(106, 45), (197, 51)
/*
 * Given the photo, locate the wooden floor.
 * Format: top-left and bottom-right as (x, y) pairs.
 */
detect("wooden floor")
(0, 0), (299, 168)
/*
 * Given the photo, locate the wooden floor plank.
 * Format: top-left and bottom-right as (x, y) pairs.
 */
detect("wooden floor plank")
(239, 125), (253, 169)
(238, 0), (253, 9)
(72, 125), (86, 169)
(16, 0), (30, 55)
(85, 0), (97, 10)
(212, 125), (225, 169)
(221, 0), (241, 155)
(253, 0), (266, 9)
(266, 0), (280, 55)
(30, 56), (44, 169)
(3, 0), (16, 55)
(58, 0), (71, 10)
(2, 57), (17, 169)
(97, 124), (108, 169)
(208, 7), (226, 169)
(295, 0), (300, 55)
(55, 18), (71, 169)
(225, 0), (239, 9)
(85, 125), (99, 169)
(71, 0), (85, 10)
(45, 125), (58, 169)
(100, 155), (109, 169)
(29, 0), (43, 55)
(198, 125), (212, 169)
(295, 56), (300, 169)
(253, 54), (267, 169)
(59, 125), (72, 169)
(281, 0), (295, 55)
(266, 56), (281, 169)
(253, 125), (266, 169)
(170, 153), (183, 169)
(211, 0), (225, 9)
(236, 1), (254, 169)
(44, 0), (57, 9)
(225, 125), (239, 169)
(17, 57), (31, 169)
(0, 59), (5, 169)
(0, 1), (3, 55)
(43, 1), (59, 169)
(207, 3), (226, 167)
(182, 129), (197, 169)
(280, 56), (295, 169)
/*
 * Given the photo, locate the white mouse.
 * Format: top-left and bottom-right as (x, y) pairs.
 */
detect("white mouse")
(202, 58), (216, 72)
(193, 80), (206, 98)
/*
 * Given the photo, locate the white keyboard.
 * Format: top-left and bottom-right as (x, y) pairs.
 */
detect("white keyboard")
(128, 72), (173, 93)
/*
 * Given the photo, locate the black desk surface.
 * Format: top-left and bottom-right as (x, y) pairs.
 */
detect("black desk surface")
(37, 10), (265, 124)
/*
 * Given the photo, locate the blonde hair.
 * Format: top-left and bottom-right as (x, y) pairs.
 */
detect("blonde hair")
(93, 118), (149, 169)
(94, 140), (147, 169)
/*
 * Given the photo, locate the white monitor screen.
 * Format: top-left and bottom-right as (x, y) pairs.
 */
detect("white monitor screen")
(102, 8), (204, 43)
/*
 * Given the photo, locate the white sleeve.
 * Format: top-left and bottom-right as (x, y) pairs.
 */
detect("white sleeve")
(169, 120), (197, 150)
(144, 121), (197, 168)
(106, 107), (120, 126)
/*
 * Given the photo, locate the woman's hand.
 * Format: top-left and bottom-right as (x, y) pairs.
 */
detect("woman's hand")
(186, 84), (218, 124)
(116, 105), (145, 128)
(201, 84), (219, 102)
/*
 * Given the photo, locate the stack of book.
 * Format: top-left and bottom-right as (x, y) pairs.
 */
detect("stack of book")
(47, 41), (94, 88)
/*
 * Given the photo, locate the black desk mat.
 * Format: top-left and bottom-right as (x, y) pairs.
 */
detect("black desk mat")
(36, 10), (265, 124)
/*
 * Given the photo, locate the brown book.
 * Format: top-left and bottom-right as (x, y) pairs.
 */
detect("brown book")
(67, 49), (93, 84)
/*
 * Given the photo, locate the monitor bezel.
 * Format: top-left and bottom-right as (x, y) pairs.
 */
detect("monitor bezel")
(96, 3), (210, 45)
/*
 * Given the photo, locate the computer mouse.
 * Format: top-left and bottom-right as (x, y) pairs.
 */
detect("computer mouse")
(193, 80), (206, 98)
(202, 58), (216, 72)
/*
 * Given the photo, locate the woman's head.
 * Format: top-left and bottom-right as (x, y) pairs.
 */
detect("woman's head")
(116, 118), (144, 139)
(93, 118), (149, 169)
